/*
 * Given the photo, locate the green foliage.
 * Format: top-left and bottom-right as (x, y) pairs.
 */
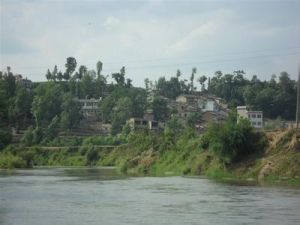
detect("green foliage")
(208, 70), (296, 119)
(32, 127), (43, 144)
(8, 84), (33, 130)
(187, 112), (202, 127)
(19, 150), (35, 167)
(152, 97), (169, 121)
(204, 117), (267, 163)
(0, 152), (26, 169)
(65, 57), (77, 80)
(111, 97), (133, 135)
(0, 129), (12, 150)
(60, 93), (82, 130)
(82, 135), (126, 146)
(21, 127), (34, 146)
(43, 115), (60, 142)
(164, 116), (184, 139)
(86, 146), (99, 165)
(32, 82), (63, 127)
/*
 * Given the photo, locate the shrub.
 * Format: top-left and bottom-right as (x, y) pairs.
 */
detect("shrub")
(19, 150), (35, 167)
(86, 146), (99, 165)
(205, 117), (267, 164)
(0, 129), (12, 150)
(0, 152), (26, 169)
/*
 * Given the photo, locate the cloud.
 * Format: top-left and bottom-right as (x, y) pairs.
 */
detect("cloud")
(103, 16), (120, 28)
(0, 37), (37, 54)
(0, 0), (299, 84)
(165, 22), (218, 55)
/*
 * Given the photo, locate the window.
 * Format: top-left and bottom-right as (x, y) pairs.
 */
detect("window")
(257, 122), (262, 126)
(252, 114), (256, 118)
(252, 122), (256, 126)
(257, 114), (261, 118)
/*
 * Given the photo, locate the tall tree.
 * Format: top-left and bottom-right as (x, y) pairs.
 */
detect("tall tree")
(96, 61), (103, 77)
(64, 57), (77, 80)
(190, 67), (197, 93)
(198, 75), (207, 92)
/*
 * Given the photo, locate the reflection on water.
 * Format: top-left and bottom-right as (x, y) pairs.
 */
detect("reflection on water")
(0, 167), (300, 225)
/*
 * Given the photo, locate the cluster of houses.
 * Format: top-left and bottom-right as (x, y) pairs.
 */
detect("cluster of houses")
(75, 90), (264, 134)
(14, 74), (264, 134)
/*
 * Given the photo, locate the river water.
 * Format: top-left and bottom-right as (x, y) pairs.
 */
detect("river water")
(0, 167), (299, 225)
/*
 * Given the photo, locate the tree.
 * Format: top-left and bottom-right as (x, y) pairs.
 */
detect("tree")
(8, 85), (33, 131)
(78, 65), (87, 80)
(198, 75), (207, 92)
(111, 97), (133, 135)
(96, 61), (103, 77)
(44, 115), (60, 141)
(64, 57), (77, 80)
(60, 93), (82, 130)
(112, 67), (126, 86)
(31, 83), (63, 127)
(45, 69), (52, 81)
(4, 69), (16, 98)
(57, 71), (63, 82)
(190, 67), (197, 93)
(152, 97), (169, 121)
(81, 73), (94, 98)
(156, 76), (182, 99)
(176, 69), (181, 78)
(204, 114), (266, 164)
(164, 116), (184, 142)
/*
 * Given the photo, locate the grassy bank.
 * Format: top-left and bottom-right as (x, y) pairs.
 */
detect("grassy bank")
(98, 127), (300, 185)
(1, 125), (299, 186)
(0, 135), (126, 169)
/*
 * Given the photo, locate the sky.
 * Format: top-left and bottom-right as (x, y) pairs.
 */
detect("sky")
(0, 0), (299, 87)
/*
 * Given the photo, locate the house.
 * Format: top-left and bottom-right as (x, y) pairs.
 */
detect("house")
(237, 106), (263, 129)
(172, 94), (229, 126)
(127, 117), (160, 131)
(14, 74), (33, 91)
(74, 97), (101, 121)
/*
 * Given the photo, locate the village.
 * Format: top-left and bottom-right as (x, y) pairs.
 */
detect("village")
(11, 73), (267, 137)
(73, 87), (264, 135)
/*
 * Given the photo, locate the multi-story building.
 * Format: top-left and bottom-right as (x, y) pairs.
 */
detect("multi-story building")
(74, 97), (101, 121)
(173, 94), (228, 123)
(237, 106), (263, 129)
(127, 118), (160, 131)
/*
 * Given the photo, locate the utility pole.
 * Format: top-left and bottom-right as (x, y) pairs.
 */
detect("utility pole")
(296, 64), (300, 132)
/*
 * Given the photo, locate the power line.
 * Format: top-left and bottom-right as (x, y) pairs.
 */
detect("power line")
(4, 50), (298, 75)
(1, 46), (299, 70)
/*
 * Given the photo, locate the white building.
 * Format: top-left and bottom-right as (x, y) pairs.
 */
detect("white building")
(74, 97), (101, 121)
(237, 106), (263, 129)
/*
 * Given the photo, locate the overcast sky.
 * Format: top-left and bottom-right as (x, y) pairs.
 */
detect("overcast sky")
(0, 0), (299, 87)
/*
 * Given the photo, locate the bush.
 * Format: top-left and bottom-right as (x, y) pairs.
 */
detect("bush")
(0, 129), (12, 150)
(205, 117), (267, 164)
(86, 146), (99, 165)
(0, 152), (26, 169)
(19, 150), (35, 167)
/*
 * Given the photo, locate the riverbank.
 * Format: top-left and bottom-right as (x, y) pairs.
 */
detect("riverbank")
(99, 128), (300, 185)
(1, 128), (299, 185)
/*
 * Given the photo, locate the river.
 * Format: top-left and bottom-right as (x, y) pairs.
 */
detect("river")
(0, 167), (299, 225)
